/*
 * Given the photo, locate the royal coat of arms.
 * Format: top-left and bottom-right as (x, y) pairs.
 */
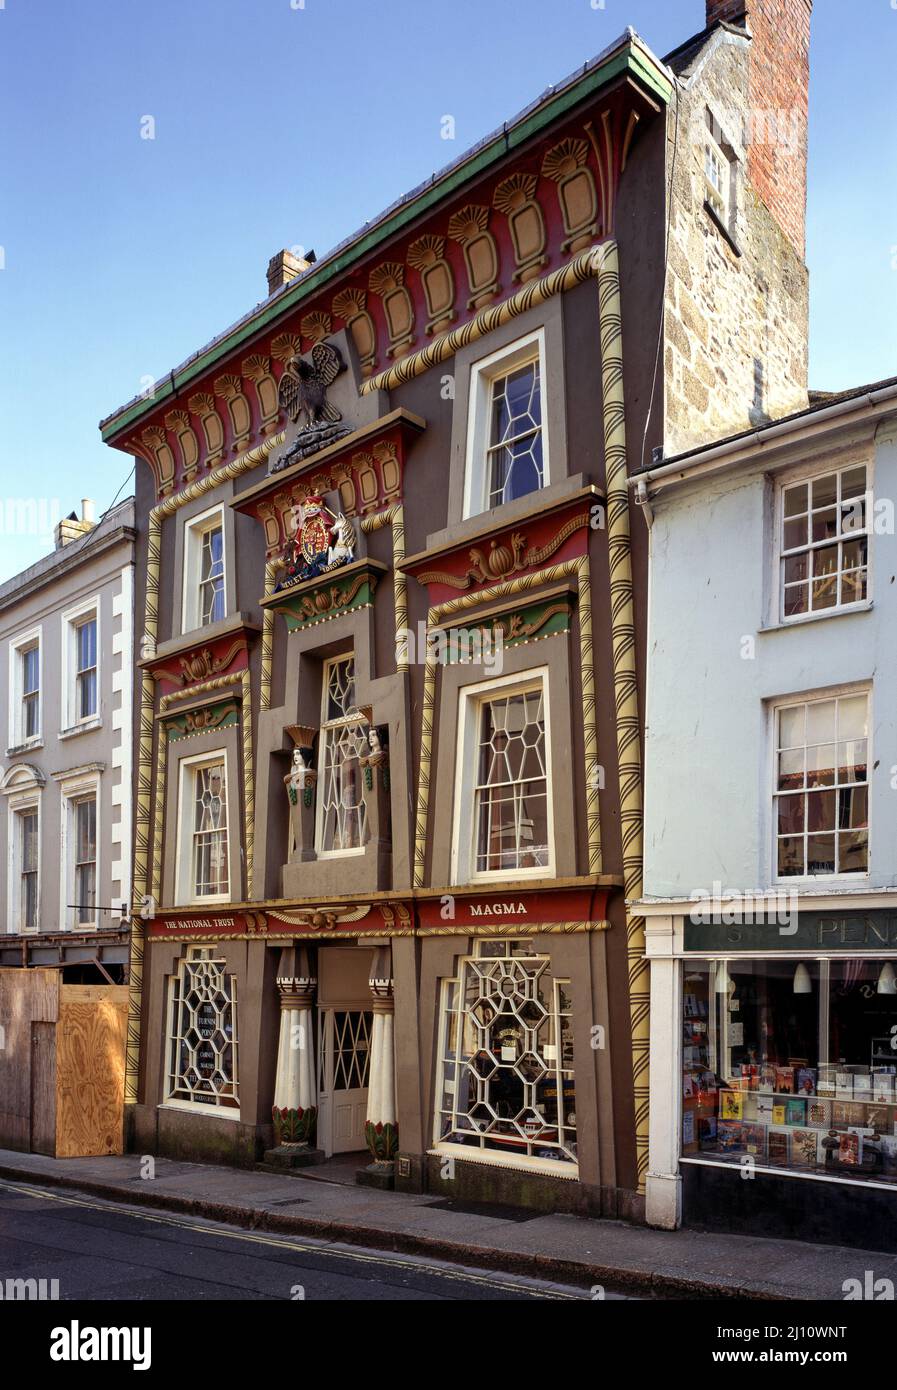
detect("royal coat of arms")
(276, 496), (356, 590)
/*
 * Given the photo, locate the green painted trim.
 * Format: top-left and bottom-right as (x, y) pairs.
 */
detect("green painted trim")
(165, 700), (239, 743)
(100, 45), (670, 444)
(273, 573), (378, 632)
(444, 595), (573, 657)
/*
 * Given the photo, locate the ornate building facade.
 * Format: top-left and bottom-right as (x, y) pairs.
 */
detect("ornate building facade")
(101, 2), (812, 1216)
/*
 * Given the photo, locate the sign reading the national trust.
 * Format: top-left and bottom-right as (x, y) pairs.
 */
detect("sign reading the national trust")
(684, 909), (897, 953)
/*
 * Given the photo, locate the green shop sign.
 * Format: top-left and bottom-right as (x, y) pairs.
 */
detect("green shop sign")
(684, 909), (897, 953)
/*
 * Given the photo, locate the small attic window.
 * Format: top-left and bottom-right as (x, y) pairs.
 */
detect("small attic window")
(702, 108), (739, 249)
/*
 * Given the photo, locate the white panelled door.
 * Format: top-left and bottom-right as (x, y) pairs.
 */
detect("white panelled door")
(317, 1008), (372, 1154)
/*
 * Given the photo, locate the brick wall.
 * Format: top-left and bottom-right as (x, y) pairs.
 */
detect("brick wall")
(706, 0), (813, 258)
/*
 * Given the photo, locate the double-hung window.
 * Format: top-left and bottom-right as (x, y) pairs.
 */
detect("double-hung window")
(316, 656), (369, 856)
(774, 690), (869, 879)
(22, 644), (40, 740)
(463, 332), (547, 518)
(74, 796), (97, 925)
(780, 463), (868, 620)
(74, 616), (98, 720)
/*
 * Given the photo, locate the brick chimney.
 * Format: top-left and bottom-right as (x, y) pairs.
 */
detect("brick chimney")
(55, 498), (96, 549)
(266, 248), (314, 296)
(706, 0), (813, 259)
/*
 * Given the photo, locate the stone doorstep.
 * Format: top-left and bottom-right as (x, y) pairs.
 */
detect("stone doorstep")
(0, 1155), (810, 1300)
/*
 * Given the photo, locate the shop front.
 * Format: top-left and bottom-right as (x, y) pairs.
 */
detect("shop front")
(645, 899), (897, 1249)
(132, 880), (631, 1215)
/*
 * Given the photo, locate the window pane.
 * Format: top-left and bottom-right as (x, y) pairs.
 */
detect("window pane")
(783, 483), (808, 518)
(486, 358), (544, 508)
(783, 517), (808, 551)
(778, 705), (805, 750)
(841, 466), (867, 501)
(193, 764), (229, 896)
(838, 694), (868, 740)
(23, 646), (39, 695)
(806, 700), (836, 743)
(811, 473), (837, 509)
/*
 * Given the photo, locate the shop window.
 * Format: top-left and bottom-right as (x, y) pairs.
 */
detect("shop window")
(315, 656), (369, 856)
(453, 672), (552, 883)
(166, 946), (239, 1111)
(183, 506), (226, 632)
(463, 331), (547, 518)
(774, 690), (869, 879)
(682, 957), (897, 1185)
(780, 463), (868, 620)
(434, 939), (576, 1171)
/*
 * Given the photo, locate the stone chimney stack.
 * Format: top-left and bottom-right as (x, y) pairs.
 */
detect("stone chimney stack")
(55, 498), (96, 549)
(266, 248), (314, 296)
(705, 0), (812, 258)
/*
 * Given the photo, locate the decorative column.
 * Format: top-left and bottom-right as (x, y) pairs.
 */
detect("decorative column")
(266, 945), (324, 1168)
(359, 945), (398, 1188)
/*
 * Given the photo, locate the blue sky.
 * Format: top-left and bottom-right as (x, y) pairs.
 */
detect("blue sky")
(0, 0), (894, 582)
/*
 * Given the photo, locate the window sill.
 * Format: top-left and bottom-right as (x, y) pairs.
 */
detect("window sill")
(59, 718), (102, 740)
(158, 1101), (241, 1120)
(703, 200), (742, 257)
(5, 739), (43, 757)
(429, 1143), (578, 1180)
(760, 601), (873, 634)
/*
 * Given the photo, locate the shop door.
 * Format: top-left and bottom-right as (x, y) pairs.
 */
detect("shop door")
(317, 1008), (372, 1155)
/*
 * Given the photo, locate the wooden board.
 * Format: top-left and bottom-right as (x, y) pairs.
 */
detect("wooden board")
(55, 992), (128, 1158)
(0, 969), (58, 1152)
(30, 1022), (57, 1155)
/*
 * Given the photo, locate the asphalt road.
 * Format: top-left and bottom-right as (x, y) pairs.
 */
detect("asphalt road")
(0, 1179), (618, 1301)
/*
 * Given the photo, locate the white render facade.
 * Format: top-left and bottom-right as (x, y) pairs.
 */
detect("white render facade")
(636, 380), (897, 1248)
(0, 499), (135, 965)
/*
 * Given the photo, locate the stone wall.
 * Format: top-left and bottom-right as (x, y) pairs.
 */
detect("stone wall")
(663, 28), (809, 455)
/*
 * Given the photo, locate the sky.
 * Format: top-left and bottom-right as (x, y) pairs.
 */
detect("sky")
(0, 0), (895, 582)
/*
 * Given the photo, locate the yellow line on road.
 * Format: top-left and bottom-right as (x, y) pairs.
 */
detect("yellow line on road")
(0, 1180), (583, 1299)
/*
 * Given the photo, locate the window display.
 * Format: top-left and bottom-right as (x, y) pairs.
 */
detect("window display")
(435, 940), (576, 1167)
(682, 957), (897, 1183)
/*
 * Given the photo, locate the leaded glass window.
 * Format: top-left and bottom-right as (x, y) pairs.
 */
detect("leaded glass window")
(199, 524), (225, 626)
(167, 947), (238, 1109)
(192, 761), (229, 897)
(316, 656), (369, 854)
(486, 358), (543, 508)
(474, 687), (548, 874)
(435, 940), (576, 1167)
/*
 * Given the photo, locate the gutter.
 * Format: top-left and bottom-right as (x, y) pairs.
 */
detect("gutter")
(632, 382), (897, 496)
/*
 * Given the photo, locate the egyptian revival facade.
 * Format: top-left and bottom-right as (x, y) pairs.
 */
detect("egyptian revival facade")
(100, 1), (812, 1218)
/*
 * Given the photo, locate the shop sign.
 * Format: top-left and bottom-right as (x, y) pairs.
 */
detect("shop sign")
(684, 909), (897, 953)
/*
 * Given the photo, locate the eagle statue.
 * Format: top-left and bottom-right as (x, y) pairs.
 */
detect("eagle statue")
(278, 342), (345, 430)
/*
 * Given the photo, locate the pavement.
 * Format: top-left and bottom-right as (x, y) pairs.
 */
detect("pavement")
(0, 1147), (890, 1300)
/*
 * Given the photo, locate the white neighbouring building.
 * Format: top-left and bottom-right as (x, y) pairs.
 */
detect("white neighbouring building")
(634, 377), (897, 1250)
(0, 498), (135, 979)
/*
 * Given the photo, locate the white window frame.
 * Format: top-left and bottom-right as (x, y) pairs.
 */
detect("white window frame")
(57, 766), (102, 931)
(7, 794), (40, 935)
(8, 625), (42, 750)
(431, 938), (578, 1177)
(768, 683), (871, 887)
(182, 504), (227, 635)
(163, 945), (240, 1114)
(175, 748), (232, 906)
(60, 595), (101, 735)
(462, 329), (549, 520)
(314, 655), (369, 860)
(775, 457), (872, 625)
(450, 666), (555, 885)
(702, 109), (734, 227)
